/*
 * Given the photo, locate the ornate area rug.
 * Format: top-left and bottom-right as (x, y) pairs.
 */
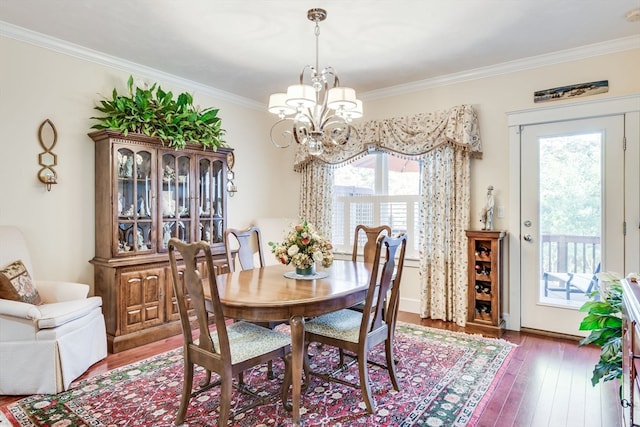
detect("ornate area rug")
(0, 322), (516, 426)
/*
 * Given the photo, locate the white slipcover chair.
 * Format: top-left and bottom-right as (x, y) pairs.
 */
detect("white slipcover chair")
(0, 226), (107, 395)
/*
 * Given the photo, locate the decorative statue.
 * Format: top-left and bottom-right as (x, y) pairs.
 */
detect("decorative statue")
(119, 155), (133, 178)
(480, 185), (495, 230)
(137, 228), (147, 250)
(117, 192), (124, 215)
(163, 223), (172, 248)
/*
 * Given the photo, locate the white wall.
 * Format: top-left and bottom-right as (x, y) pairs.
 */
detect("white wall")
(2, 33), (639, 324)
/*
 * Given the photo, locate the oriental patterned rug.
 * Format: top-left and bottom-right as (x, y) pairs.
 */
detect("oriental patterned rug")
(0, 322), (516, 427)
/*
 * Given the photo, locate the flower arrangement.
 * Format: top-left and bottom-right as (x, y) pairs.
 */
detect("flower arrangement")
(269, 221), (334, 270)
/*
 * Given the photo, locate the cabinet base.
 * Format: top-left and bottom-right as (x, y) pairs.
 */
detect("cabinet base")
(107, 321), (183, 353)
(465, 319), (505, 338)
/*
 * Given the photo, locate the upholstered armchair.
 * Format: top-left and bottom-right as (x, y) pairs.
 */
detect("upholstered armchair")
(0, 226), (107, 395)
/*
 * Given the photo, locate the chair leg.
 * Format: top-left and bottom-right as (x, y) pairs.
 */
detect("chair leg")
(267, 360), (275, 379)
(302, 342), (312, 391)
(175, 361), (194, 425)
(358, 353), (376, 414)
(338, 348), (346, 366)
(280, 354), (292, 411)
(200, 369), (212, 388)
(218, 377), (233, 427)
(385, 338), (400, 391)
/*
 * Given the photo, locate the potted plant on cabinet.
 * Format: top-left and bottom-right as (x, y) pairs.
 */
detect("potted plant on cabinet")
(91, 75), (226, 150)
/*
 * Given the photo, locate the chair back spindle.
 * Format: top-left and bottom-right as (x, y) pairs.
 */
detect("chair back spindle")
(225, 226), (265, 272)
(352, 224), (392, 263)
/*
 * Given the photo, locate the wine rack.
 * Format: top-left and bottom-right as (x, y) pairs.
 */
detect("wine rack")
(466, 230), (506, 337)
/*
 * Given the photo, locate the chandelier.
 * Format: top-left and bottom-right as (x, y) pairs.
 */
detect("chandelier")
(268, 8), (363, 156)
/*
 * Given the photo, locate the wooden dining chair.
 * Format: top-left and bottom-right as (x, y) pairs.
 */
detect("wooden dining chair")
(299, 233), (408, 414)
(224, 226), (280, 379)
(168, 238), (291, 427)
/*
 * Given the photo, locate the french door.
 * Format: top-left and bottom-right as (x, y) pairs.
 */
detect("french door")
(520, 115), (625, 336)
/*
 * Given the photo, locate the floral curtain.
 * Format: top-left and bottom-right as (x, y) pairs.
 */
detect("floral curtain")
(295, 104), (481, 325)
(298, 161), (334, 236)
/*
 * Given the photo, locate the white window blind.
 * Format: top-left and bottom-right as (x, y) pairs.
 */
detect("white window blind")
(332, 152), (420, 258)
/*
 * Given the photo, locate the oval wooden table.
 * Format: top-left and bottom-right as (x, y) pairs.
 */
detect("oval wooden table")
(213, 259), (372, 426)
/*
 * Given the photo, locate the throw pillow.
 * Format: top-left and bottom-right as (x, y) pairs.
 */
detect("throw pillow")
(0, 260), (42, 305)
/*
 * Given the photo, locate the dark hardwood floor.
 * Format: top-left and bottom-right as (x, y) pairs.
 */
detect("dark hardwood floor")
(0, 312), (622, 426)
(394, 314), (622, 427)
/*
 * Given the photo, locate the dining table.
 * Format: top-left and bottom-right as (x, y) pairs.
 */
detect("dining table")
(211, 259), (373, 426)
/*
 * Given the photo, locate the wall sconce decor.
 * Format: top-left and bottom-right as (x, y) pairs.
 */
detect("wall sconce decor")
(37, 119), (58, 191)
(226, 151), (237, 197)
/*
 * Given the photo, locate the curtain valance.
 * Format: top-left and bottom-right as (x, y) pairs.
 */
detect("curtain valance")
(293, 104), (482, 171)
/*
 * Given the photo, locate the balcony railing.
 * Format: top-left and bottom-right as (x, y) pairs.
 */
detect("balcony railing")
(541, 234), (600, 275)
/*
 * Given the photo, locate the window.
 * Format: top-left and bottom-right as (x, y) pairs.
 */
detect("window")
(332, 152), (420, 258)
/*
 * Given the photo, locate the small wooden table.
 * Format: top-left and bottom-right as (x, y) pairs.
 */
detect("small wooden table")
(213, 259), (372, 426)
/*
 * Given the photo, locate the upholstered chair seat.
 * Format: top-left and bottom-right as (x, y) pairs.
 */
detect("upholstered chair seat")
(304, 309), (369, 343)
(212, 321), (291, 364)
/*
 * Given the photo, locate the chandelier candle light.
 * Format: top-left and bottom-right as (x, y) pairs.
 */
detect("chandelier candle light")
(268, 8), (363, 156)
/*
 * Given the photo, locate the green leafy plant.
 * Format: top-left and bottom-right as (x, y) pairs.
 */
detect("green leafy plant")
(578, 272), (623, 387)
(91, 76), (226, 150)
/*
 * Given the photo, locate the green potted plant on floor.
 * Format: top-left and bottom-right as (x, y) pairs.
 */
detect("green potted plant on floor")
(578, 271), (623, 387)
(91, 75), (226, 150)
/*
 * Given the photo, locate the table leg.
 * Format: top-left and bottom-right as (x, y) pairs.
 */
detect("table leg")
(289, 314), (305, 426)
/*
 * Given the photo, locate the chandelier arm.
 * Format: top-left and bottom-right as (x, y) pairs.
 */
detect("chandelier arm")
(319, 112), (347, 129)
(299, 65), (315, 85)
(320, 115), (352, 147)
(270, 117), (297, 149)
(322, 67), (339, 88)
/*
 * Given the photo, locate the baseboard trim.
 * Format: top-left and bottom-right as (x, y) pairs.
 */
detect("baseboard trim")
(519, 327), (584, 341)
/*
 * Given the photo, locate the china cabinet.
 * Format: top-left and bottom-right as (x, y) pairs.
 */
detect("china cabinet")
(465, 230), (506, 337)
(621, 278), (640, 426)
(89, 130), (232, 352)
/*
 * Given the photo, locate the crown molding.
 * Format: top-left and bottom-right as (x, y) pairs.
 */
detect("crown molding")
(0, 21), (264, 110)
(362, 35), (640, 101)
(2, 20), (638, 106)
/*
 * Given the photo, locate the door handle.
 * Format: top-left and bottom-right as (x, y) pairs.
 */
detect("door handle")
(523, 234), (533, 242)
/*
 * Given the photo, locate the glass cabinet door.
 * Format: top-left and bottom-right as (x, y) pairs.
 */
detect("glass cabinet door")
(160, 153), (192, 250)
(198, 157), (225, 245)
(116, 147), (154, 254)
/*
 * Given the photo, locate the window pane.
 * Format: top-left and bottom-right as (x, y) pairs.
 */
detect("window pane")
(333, 152), (420, 257)
(389, 158), (420, 195)
(334, 159), (375, 196)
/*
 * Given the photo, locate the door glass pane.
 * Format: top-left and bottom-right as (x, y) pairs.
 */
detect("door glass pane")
(539, 132), (601, 307)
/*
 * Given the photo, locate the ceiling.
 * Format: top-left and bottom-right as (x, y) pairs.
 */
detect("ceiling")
(1, 1), (639, 106)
